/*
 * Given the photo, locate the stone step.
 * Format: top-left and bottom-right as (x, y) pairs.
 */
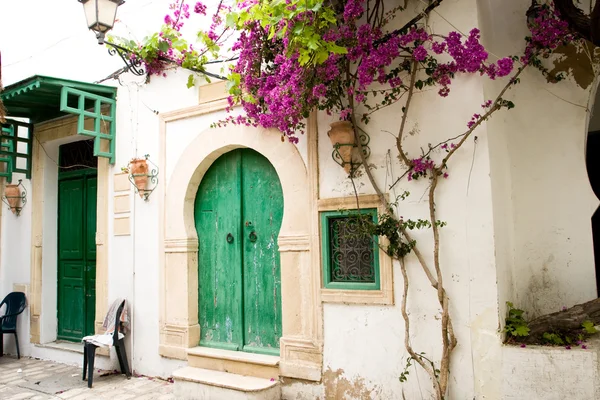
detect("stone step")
(186, 346), (279, 380)
(173, 366), (281, 400)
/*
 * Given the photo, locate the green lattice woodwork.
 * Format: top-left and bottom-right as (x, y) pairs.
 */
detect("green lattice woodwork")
(60, 87), (116, 164)
(0, 119), (33, 183)
(0, 75), (117, 165)
(0, 75), (117, 123)
(320, 208), (380, 291)
(195, 149), (284, 356)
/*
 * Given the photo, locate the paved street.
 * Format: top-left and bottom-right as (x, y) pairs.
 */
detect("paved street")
(0, 356), (175, 400)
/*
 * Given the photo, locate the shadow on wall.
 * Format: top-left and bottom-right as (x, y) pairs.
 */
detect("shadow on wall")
(586, 129), (600, 296)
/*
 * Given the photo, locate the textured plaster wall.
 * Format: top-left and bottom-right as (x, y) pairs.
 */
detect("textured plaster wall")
(479, 0), (598, 321)
(317, 1), (501, 398)
(1, 0), (599, 398)
(0, 174), (32, 358)
(0, 0), (197, 376)
(502, 344), (600, 399)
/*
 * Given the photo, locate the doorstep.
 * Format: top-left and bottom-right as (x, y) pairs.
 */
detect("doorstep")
(173, 366), (280, 400)
(186, 346), (279, 379)
(36, 341), (109, 356)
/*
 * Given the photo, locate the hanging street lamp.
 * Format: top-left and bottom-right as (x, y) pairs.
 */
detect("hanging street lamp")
(77, 0), (145, 76)
(78, 0), (124, 44)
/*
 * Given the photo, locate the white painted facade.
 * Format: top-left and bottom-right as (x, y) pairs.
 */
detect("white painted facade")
(0, 0), (599, 399)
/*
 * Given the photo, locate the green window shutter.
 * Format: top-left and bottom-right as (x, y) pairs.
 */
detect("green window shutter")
(60, 86), (116, 164)
(0, 119), (34, 183)
(320, 208), (380, 290)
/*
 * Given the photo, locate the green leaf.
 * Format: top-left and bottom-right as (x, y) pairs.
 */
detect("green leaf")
(172, 39), (188, 51)
(315, 50), (329, 64)
(326, 42), (347, 55)
(510, 309), (524, 317)
(158, 41), (169, 52)
(226, 12), (238, 28)
(226, 73), (241, 94)
(186, 74), (195, 89)
(513, 325), (530, 337)
(298, 50), (311, 65)
(582, 320), (597, 334)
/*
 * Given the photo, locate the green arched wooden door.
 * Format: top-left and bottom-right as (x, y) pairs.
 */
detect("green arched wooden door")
(195, 149), (284, 355)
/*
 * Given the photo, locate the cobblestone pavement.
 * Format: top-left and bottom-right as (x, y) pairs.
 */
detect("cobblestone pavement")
(0, 356), (175, 400)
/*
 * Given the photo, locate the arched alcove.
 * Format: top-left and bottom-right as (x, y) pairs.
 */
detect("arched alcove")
(157, 107), (323, 381)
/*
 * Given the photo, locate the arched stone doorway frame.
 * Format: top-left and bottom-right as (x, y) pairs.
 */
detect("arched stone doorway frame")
(158, 100), (323, 381)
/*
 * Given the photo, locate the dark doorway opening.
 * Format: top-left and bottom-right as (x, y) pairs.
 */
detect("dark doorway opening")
(587, 131), (600, 297)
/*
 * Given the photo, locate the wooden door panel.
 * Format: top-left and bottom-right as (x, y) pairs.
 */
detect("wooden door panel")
(58, 179), (84, 260)
(196, 151), (244, 350)
(58, 173), (97, 341)
(85, 177), (97, 337)
(58, 261), (85, 339)
(86, 177), (97, 261)
(195, 149), (284, 355)
(241, 149), (284, 354)
(61, 261), (84, 279)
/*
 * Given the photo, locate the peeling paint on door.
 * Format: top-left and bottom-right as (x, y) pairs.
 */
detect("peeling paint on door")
(195, 149), (283, 355)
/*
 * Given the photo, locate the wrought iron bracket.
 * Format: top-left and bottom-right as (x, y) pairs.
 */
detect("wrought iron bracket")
(127, 155), (159, 202)
(331, 128), (371, 176)
(105, 41), (146, 76)
(2, 179), (27, 217)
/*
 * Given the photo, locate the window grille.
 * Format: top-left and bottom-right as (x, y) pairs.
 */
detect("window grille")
(321, 208), (380, 290)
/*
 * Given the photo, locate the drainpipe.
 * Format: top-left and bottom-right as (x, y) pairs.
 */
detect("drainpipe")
(128, 83), (139, 375)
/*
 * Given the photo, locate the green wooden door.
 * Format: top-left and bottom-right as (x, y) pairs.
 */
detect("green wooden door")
(195, 149), (283, 355)
(57, 172), (97, 341)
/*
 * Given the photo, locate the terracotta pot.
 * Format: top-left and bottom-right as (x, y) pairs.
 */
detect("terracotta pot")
(4, 184), (20, 214)
(327, 121), (355, 174)
(130, 158), (149, 198)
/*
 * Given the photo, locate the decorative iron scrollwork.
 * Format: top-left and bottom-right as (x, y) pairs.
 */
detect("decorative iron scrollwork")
(331, 127), (371, 176)
(328, 216), (375, 283)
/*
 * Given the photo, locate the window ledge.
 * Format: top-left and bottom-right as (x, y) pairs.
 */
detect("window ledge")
(318, 194), (394, 306)
(321, 288), (394, 305)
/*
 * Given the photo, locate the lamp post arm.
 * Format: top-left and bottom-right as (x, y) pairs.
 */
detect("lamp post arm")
(104, 41), (146, 76)
(102, 41), (230, 80)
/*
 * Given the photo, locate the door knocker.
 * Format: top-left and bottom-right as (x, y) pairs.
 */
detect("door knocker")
(249, 231), (257, 242)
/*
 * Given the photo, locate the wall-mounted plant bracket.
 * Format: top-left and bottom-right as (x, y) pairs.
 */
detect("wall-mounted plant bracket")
(126, 155), (159, 201)
(2, 179), (27, 216)
(331, 127), (371, 176)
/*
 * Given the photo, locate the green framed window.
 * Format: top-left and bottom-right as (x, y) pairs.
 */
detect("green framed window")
(320, 208), (380, 290)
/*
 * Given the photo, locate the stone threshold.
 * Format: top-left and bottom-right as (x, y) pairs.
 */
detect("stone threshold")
(36, 341), (109, 356)
(173, 366), (278, 392)
(186, 346), (280, 366)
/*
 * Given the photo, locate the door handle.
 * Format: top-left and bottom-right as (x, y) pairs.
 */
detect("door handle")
(249, 231), (257, 242)
(227, 233), (234, 244)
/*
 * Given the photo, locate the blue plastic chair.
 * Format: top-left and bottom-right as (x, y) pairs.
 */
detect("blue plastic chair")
(0, 292), (27, 359)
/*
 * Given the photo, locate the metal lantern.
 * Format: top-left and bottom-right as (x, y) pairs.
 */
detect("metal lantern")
(2, 179), (27, 217)
(78, 0), (124, 44)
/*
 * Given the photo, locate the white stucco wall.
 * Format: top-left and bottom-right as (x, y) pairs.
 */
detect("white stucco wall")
(479, 0), (598, 321)
(1, 0), (599, 399)
(502, 344), (600, 399)
(0, 173), (32, 357)
(0, 0), (200, 374)
(315, 1), (505, 398)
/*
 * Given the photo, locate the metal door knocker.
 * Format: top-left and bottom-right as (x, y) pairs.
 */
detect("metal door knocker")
(227, 233), (234, 244)
(249, 231), (257, 242)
